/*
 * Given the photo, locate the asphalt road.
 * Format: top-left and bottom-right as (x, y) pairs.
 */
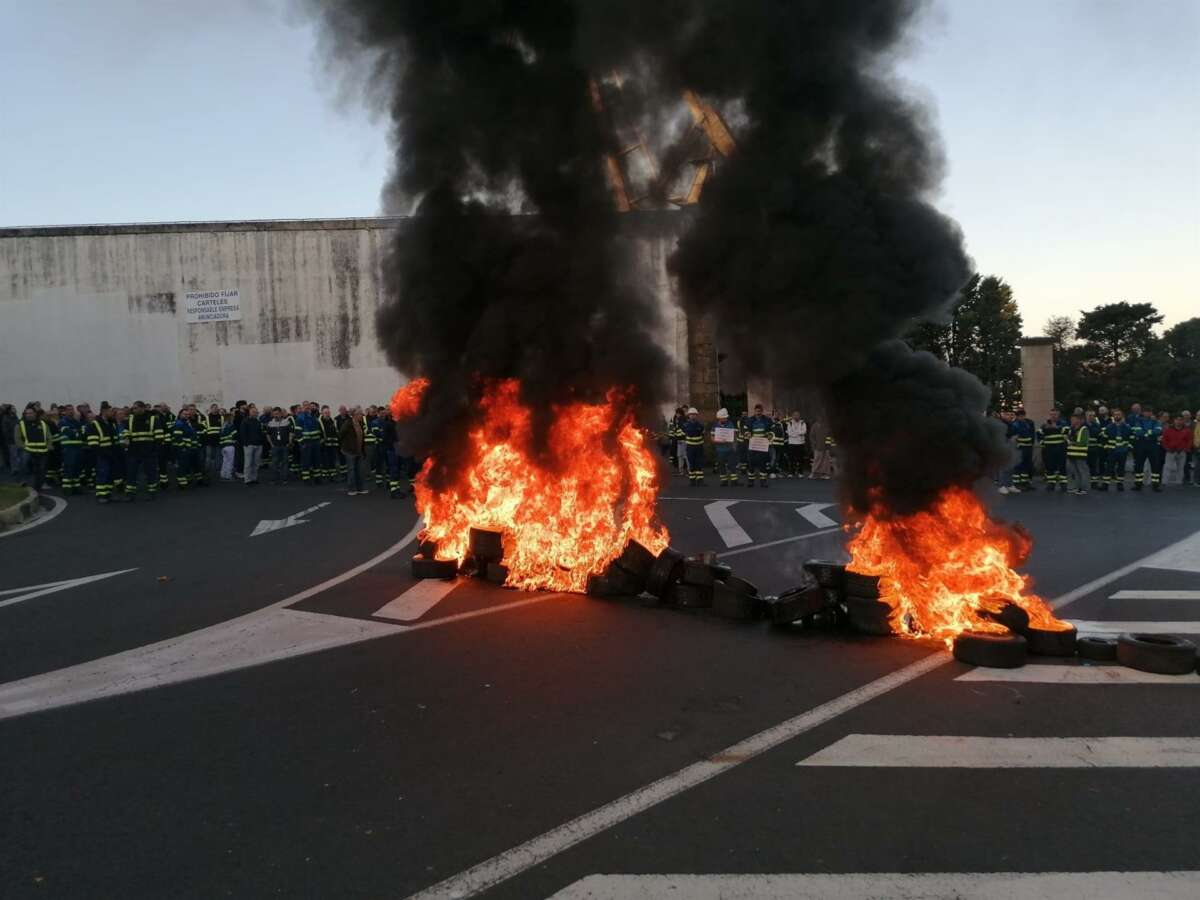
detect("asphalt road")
(1, 471), (1199, 899)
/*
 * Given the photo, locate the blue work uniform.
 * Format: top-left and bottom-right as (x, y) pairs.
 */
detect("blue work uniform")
(1131, 414), (1163, 489)
(58, 417), (85, 494)
(745, 414), (774, 485)
(1037, 421), (1067, 489)
(1008, 417), (1035, 489)
(1105, 420), (1132, 490)
(679, 418), (706, 485)
(710, 419), (738, 485)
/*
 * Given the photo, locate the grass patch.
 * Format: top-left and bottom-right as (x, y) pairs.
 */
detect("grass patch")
(0, 483), (30, 509)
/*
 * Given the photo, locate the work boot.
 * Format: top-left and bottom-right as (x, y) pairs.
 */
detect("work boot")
(1059, 484), (1068, 492)
(1116, 482), (1125, 491)
(1153, 483), (1162, 492)
(1133, 482), (1143, 491)
(1099, 483), (1108, 491)
(1045, 483), (1055, 491)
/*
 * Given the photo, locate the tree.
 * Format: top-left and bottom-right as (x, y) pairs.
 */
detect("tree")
(1163, 317), (1200, 407)
(905, 273), (1023, 408)
(1043, 315), (1075, 352)
(1075, 302), (1163, 371)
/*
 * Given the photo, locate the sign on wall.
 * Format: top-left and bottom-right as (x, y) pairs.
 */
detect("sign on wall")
(184, 289), (242, 323)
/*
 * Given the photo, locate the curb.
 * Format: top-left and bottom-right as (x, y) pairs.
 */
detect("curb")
(0, 487), (41, 531)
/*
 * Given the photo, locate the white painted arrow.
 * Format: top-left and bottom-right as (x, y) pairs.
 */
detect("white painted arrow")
(0, 568), (138, 610)
(704, 500), (752, 548)
(796, 502), (837, 529)
(250, 501), (331, 537)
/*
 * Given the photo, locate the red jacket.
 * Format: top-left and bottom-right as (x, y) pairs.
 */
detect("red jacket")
(1161, 426), (1192, 451)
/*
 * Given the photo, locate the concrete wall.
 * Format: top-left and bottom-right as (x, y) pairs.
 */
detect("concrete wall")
(0, 216), (690, 411)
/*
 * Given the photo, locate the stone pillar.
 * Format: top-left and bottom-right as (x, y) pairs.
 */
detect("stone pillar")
(687, 310), (719, 419)
(1019, 337), (1056, 423)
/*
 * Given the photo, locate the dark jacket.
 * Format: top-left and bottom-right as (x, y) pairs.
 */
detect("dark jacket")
(239, 416), (266, 447)
(338, 417), (364, 456)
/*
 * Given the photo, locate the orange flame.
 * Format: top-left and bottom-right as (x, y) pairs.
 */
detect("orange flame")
(847, 486), (1068, 647)
(390, 377), (430, 420)
(414, 379), (668, 592)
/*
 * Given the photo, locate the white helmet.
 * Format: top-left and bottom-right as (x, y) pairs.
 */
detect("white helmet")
(686, 407), (699, 415)
(716, 408), (729, 418)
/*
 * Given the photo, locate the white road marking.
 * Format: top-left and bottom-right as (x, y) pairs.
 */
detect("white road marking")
(797, 734), (1200, 768)
(717, 526), (841, 559)
(1068, 620), (1200, 635)
(796, 502), (837, 529)
(0, 568), (138, 610)
(249, 501), (331, 536)
(550, 872), (1200, 899)
(372, 578), (461, 622)
(0, 494), (67, 538)
(660, 496), (826, 505)
(1050, 528), (1200, 610)
(1110, 590), (1200, 601)
(703, 500), (752, 547)
(403, 653), (949, 900)
(956, 664), (1200, 685)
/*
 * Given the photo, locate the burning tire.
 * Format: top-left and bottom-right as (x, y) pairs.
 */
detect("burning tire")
(844, 597), (894, 636)
(645, 548), (685, 598)
(411, 556), (458, 580)
(468, 527), (504, 561)
(952, 631), (1028, 668)
(803, 559), (846, 590)
(1116, 633), (1198, 675)
(485, 562), (509, 585)
(718, 573), (759, 597)
(978, 600), (1029, 635)
(708, 562), (733, 580)
(1025, 624), (1077, 657)
(1077, 636), (1118, 661)
(614, 540), (656, 580)
(586, 573), (623, 598)
(843, 571), (881, 599)
(418, 538), (438, 560)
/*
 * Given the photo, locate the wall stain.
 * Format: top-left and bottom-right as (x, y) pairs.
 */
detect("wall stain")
(128, 291), (177, 314)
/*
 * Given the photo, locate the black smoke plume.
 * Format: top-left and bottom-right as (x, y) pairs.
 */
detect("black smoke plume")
(306, 0), (1007, 512)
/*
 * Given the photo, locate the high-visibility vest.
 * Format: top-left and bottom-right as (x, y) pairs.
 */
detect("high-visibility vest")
(86, 419), (115, 449)
(128, 414), (159, 445)
(1067, 427), (1089, 458)
(19, 420), (50, 454)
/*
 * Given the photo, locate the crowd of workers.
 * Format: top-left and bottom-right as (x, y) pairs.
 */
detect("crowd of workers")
(661, 404), (835, 487)
(0, 401), (420, 501)
(996, 404), (1200, 495)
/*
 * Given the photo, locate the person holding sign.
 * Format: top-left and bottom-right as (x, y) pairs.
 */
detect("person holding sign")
(710, 408), (739, 486)
(680, 407), (707, 486)
(745, 404), (774, 487)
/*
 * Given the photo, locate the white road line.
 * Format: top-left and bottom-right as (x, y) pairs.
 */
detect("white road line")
(0, 568), (138, 610)
(660, 496), (827, 505)
(798, 734), (1200, 768)
(249, 500), (332, 536)
(717, 526), (841, 559)
(956, 664), (1200, 685)
(1050, 528), (1200, 610)
(1068, 620), (1200, 635)
(550, 871), (1200, 899)
(0, 493), (67, 538)
(372, 578), (461, 622)
(703, 500), (752, 547)
(1110, 590), (1200, 601)
(403, 653), (949, 900)
(796, 502), (837, 529)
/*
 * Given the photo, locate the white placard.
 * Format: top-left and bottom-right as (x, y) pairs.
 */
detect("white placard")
(184, 289), (242, 323)
(748, 436), (771, 453)
(713, 427), (736, 444)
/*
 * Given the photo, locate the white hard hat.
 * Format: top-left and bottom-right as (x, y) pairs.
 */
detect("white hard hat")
(686, 407), (699, 415)
(716, 408), (729, 418)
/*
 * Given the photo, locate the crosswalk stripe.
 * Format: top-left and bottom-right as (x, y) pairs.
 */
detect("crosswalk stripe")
(796, 502), (837, 529)
(1109, 590), (1200, 601)
(372, 579), (461, 622)
(1068, 620), (1200, 635)
(550, 872), (1200, 899)
(955, 664), (1200, 685)
(797, 735), (1200, 768)
(703, 500), (752, 547)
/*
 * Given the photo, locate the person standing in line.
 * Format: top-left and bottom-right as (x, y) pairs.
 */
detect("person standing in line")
(318, 405), (339, 482)
(1131, 403), (1163, 491)
(1105, 409), (1132, 491)
(171, 409), (197, 490)
(1066, 412), (1090, 495)
(265, 407), (294, 484)
(1037, 412), (1067, 492)
(111, 406), (128, 494)
(1161, 414), (1192, 485)
(679, 407), (706, 486)
(744, 404), (774, 487)
(203, 403), (222, 477)
(124, 401), (161, 500)
(785, 411), (807, 479)
(86, 405), (117, 503)
(1089, 407), (1111, 491)
(339, 406), (368, 495)
(768, 411), (786, 478)
(16, 405), (51, 492)
(0, 403), (17, 476)
(710, 408), (738, 486)
(808, 418), (831, 479)
(219, 412), (238, 480)
(239, 404), (266, 485)
(57, 405), (85, 495)
(1008, 408), (1035, 492)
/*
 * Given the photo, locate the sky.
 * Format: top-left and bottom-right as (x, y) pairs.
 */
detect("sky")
(0, 0), (1195, 331)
